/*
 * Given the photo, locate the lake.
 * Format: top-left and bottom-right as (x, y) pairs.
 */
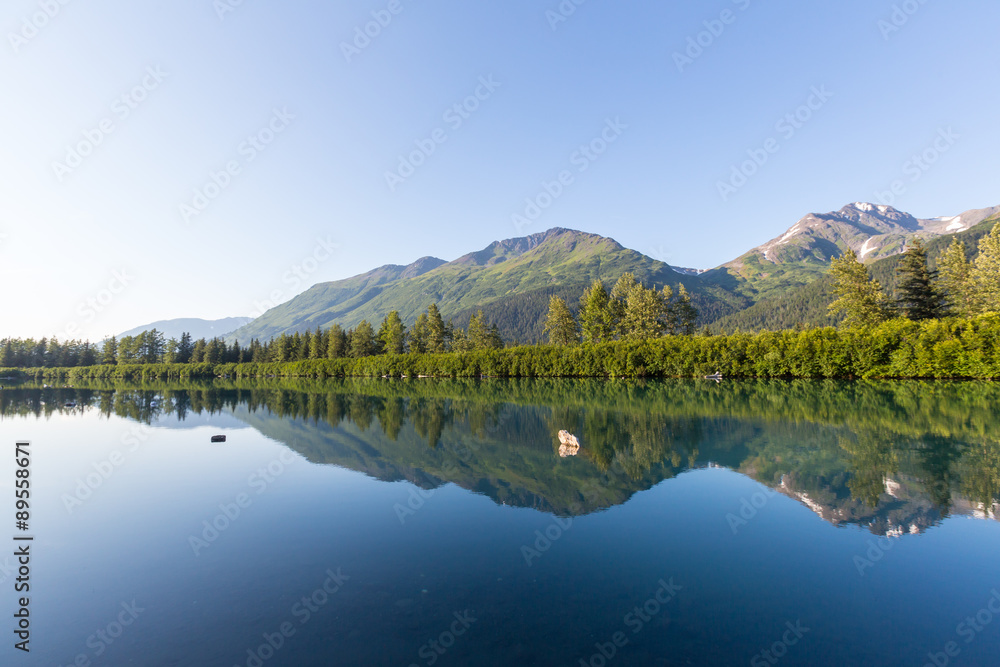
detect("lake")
(2, 378), (999, 666)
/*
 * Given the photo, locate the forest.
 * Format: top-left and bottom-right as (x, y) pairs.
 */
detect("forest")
(2, 223), (999, 381)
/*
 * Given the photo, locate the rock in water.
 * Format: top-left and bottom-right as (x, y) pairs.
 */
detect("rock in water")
(558, 430), (580, 457)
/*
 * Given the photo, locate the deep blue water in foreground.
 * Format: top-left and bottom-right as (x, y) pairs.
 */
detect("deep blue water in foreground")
(1, 379), (999, 666)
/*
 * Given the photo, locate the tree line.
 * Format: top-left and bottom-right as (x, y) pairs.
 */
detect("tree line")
(0, 306), (504, 370)
(542, 275), (699, 346)
(829, 223), (1000, 327)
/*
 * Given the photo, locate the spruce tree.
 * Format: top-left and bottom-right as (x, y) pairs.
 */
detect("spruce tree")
(828, 248), (892, 328)
(895, 239), (943, 320)
(426, 304), (447, 353)
(621, 284), (666, 340)
(543, 296), (579, 346)
(326, 325), (347, 358)
(672, 284), (699, 335)
(409, 313), (429, 354)
(350, 320), (377, 358)
(970, 223), (1000, 313)
(466, 310), (489, 350)
(579, 279), (614, 344)
(378, 311), (407, 354)
(938, 238), (974, 317)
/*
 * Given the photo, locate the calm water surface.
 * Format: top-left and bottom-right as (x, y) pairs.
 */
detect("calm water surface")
(1, 379), (998, 666)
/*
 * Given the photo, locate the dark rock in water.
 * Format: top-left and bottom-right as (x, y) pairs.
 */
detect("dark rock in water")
(211, 435), (227, 443)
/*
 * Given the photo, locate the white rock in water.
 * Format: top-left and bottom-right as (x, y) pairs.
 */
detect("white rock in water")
(557, 430), (580, 457)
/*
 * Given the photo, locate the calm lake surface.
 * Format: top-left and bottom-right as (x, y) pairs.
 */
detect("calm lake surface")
(2, 379), (999, 666)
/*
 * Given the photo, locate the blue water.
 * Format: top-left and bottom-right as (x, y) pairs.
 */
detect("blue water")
(1, 380), (999, 666)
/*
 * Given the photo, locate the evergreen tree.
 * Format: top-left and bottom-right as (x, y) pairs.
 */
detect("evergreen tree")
(101, 336), (118, 365)
(970, 223), (1000, 313)
(671, 284), (699, 335)
(828, 249), (892, 328)
(79, 343), (97, 367)
(326, 325), (348, 359)
(622, 283), (666, 341)
(409, 313), (429, 354)
(190, 338), (207, 363)
(163, 338), (179, 363)
(895, 240), (943, 320)
(579, 279), (615, 344)
(938, 238), (975, 317)
(0, 340), (13, 367)
(350, 320), (377, 357)
(176, 333), (194, 364)
(543, 296), (579, 346)
(309, 326), (324, 359)
(378, 311), (407, 355)
(466, 310), (489, 350)
(426, 304), (447, 353)
(609, 273), (639, 336)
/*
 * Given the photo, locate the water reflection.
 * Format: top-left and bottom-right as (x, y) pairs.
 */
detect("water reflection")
(2, 378), (998, 533)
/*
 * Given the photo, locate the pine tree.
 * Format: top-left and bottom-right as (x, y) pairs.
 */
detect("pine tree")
(622, 284), (666, 340)
(672, 284), (699, 335)
(543, 296), (579, 346)
(309, 326), (324, 359)
(828, 248), (892, 328)
(426, 304), (447, 353)
(466, 310), (489, 350)
(938, 238), (974, 317)
(350, 320), (377, 357)
(101, 336), (118, 365)
(610, 273), (639, 337)
(0, 340), (13, 367)
(378, 311), (407, 354)
(409, 313), (429, 354)
(326, 325), (347, 359)
(895, 239), (943, 320)
(176, 332), (193, 364)
(579, 279), (615, 344)
(970, 223), (1000, 313)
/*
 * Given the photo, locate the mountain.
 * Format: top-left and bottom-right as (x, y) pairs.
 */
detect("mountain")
(710, 212), (1000, 332)
(228, 228), (746, 344)
(702, 203), (1000, 301)
(117, 317), (253, 341)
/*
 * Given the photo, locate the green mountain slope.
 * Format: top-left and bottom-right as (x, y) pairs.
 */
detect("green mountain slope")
(230, 228), (747, 343)
(710, 215), (1000, 332)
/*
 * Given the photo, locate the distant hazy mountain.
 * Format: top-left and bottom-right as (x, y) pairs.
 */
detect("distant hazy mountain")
(118, 317), (253, 341)
(228, 228), (744, 344)
(702, 202), (1000, 300)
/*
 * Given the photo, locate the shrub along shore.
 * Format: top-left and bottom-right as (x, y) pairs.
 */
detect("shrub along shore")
(5, 315), (1000, 381)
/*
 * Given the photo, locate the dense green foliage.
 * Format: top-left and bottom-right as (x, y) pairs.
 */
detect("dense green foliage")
(8, 314), (1000, 380)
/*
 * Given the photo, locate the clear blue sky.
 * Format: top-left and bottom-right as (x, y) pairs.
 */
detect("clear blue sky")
(2, 0), (998, 340)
